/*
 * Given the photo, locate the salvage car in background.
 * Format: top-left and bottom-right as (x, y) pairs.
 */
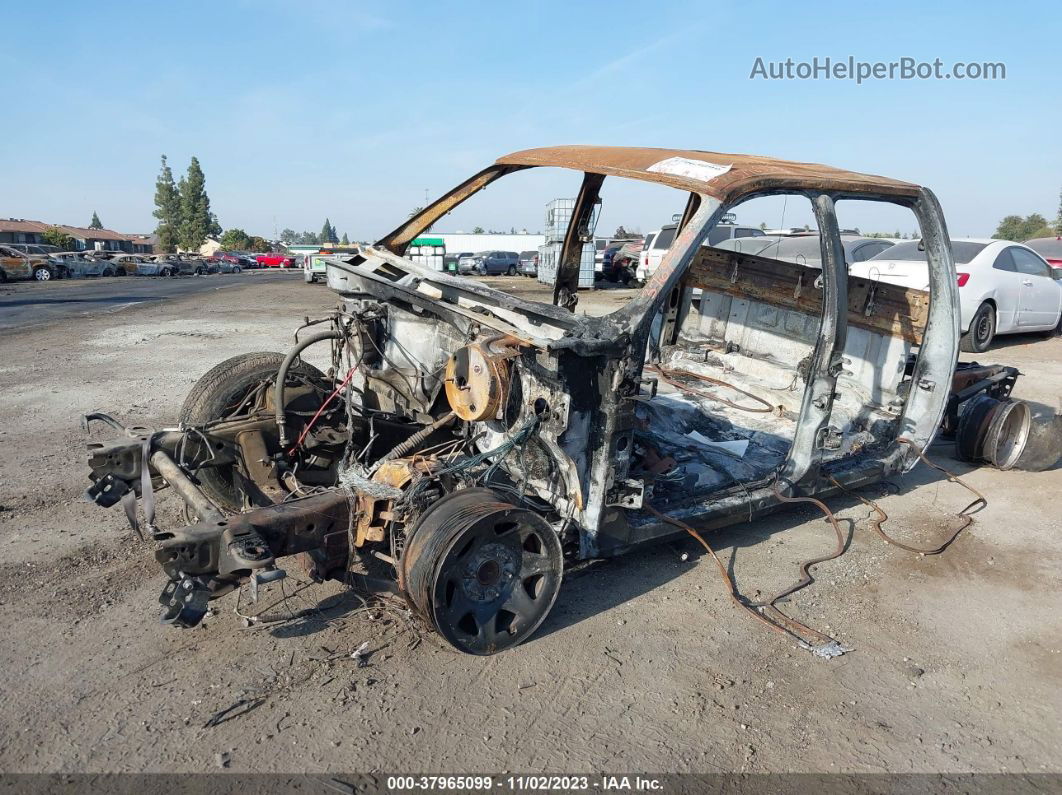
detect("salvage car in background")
(256, 252), (297, 268)
(0, 245), (58, 281)
(215, 259), (243, 274)
(85, 145), (1000, 659)
(715, 233), (895, 265)
(518, 250), (538, 277)
(1025, 236), (1062, 270)
(456, 252), (480, 274)
(638, 222), (765, 281)
(109, 254), (158, 276)
(850, 239), (1062, 352)
(474, 250), (521, 275)
(600, 239), (643, 283)
(50, 251), (121, 277)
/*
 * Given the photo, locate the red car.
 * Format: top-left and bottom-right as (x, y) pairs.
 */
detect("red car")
(256, 253), (297, 268)
(1025, 236), (1062, 270)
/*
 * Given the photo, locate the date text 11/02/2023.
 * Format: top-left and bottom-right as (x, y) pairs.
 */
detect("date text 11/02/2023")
(385, 775), (664, 791)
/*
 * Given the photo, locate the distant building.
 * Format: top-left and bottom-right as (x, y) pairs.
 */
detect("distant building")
(197, 237), (223, 257)
(0, 218), (151, 253)
(128, 234), (157, 254)
(428, 232), (545, 256)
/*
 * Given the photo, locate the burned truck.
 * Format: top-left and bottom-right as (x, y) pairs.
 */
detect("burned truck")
(85, 146), (981, 655)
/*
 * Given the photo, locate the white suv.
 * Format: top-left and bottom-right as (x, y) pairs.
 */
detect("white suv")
(637, 223), (765, 282)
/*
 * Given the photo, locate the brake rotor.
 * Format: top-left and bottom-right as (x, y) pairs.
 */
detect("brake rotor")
(400, 488), (563, 655)
(443, 343), (511, 422)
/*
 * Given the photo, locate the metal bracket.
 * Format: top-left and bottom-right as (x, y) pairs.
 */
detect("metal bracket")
(605, 479), (644, 509)
(249, 567), (287, 603)
(863, 281), (878, 317)
(159, 576), (211, 628)
(85, 472), (131, 509)
(816, 426), (843, 450)
(636, 376), (658, 399)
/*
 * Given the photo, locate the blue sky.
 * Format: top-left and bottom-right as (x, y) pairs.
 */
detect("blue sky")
(2, 0), (1059, 240)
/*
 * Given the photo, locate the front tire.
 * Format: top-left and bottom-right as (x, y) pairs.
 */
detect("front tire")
(233, 266), (241, 274)
(179, 352), (328, 512)
(961, 302), (996, 353)
(159, 268), (171, 278)
(401, 488), (563, 655)
(33, 266), (52, 281)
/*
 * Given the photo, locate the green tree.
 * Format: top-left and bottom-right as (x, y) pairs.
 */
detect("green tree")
(280, 228), (297, 242)
(994, 213), (1053, 242)
(178, 156), (219, 251)
(320, 218), (337, 244)
(219, 228), (251, 250)
(340, 232), (350, 245)
(152, 155), (181, 253)
(472, 226), (485, 234)
(42, 227), (73, 250)
(1021, 213), (1052, 239)
(1056, 187), (1062, 235)
(247, 236), (270, 252)
(89, 211), (103, 230)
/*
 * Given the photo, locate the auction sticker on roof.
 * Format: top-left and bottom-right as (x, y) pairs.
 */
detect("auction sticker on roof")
(646, 156), (732, 182)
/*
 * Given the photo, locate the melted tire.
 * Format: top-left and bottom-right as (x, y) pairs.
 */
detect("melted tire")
(179, 351), (327, 512)
(401, 488), (563, 655)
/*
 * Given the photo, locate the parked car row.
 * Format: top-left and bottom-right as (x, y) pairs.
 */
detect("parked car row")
(0, 246), (265, 282)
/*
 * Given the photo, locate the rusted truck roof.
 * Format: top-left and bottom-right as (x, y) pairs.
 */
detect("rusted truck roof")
(496, 146), (920, 203)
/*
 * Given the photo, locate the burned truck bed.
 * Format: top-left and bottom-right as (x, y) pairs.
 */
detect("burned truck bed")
(83, 146), (977, 655)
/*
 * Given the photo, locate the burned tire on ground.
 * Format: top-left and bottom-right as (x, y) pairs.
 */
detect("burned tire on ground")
(401, 488), (563, 655)
(179, 351), (328, 512)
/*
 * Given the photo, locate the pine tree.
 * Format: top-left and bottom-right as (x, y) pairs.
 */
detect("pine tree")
(340, 232), (350, 245)
(1056, 186), (1062, 235)
(89, 211), (103, 230)
(178, 157), (218, 251)
(320, 218), (336, 244)
(152, 155), (181, 254)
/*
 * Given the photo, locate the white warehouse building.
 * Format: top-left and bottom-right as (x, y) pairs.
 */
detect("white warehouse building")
(426, 232), (545, 256)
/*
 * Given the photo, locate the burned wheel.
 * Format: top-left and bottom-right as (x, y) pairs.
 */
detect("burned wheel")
(402, 488), (563, 655)
(179, 351), (327, 512)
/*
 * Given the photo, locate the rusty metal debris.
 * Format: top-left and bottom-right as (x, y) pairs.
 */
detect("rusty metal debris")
(80, 145), (1045, 655)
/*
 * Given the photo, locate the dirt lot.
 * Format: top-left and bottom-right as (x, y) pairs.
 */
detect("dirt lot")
(0, 274), (1059, 774)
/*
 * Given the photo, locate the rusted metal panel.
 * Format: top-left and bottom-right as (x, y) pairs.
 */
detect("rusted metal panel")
(684, 247), (929, 344)
(495, 146), (921, 203)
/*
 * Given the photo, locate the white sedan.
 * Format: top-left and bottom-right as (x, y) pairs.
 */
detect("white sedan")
(851, 238), (1062, 352)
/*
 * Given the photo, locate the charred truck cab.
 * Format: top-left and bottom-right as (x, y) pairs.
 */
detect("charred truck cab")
(84, 147), (961, 654)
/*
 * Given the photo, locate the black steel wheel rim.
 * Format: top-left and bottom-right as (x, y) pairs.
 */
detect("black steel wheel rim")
(403, 488), (562, 655)
(975, 309), (993, 346)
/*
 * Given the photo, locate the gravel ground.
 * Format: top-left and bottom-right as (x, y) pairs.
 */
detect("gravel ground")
(0, 274), (1059, 774)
